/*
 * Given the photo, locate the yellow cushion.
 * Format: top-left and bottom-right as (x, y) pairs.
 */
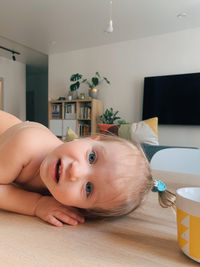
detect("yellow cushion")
(144, 117), (158, 139)
(65, 127), (78, 142)
(118, 117), (159, 145)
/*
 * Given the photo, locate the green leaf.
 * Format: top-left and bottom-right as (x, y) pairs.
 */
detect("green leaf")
(70, 73), (82, 82)
(95, 72), (101, 78)
(118, 120), (128, 125)
(114, 116), (121, 120)
(70, 81), (80, 91)
(113, 111), (119, 117)
(92, 77), (99, 87)
(103, 77), (110, 84)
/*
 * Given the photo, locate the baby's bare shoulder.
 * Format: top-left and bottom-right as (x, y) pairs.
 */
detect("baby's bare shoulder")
(13, 121), (51, 137)
(0, 122), (60, 184)
(2, 120), (46, 135)
(0, 121), (58, 152)
(0, 110), (22, 136)
(18, 122), (56, 147)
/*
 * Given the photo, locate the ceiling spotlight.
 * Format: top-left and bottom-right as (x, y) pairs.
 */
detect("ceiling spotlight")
(12, 53), (16, 61)
(105, 1), (113, 33)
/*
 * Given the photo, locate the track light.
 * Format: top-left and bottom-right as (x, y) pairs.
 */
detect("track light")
(12, 53), (16, 61)
(0, 45), (20, 61)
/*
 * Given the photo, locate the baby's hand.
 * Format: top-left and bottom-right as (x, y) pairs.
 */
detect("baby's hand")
(34, 196), (85, 227)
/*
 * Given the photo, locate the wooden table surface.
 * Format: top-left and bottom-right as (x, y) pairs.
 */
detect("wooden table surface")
(0, 170), (199, 267)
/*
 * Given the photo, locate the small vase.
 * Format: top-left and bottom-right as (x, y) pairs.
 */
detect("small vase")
(88, 88), (99, 99)
(67, 91), (73, 100)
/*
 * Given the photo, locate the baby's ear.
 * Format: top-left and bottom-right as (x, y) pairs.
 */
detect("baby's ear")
(90, 135), (101, 141)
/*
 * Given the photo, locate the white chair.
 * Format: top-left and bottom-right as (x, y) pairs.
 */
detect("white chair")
(150, 148), (200, 175)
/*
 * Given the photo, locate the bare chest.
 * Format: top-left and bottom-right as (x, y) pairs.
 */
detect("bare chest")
(15, 159), (49, 195)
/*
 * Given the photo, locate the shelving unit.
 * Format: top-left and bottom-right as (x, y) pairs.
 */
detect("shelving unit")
(49, 98), (103, 138)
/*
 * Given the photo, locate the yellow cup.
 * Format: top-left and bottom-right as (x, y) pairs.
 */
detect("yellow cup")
(176, 187), (200, 263)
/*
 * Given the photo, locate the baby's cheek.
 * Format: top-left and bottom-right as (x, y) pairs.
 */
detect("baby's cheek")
(40, 161), (48, 183)
(53, 188), (78, 206)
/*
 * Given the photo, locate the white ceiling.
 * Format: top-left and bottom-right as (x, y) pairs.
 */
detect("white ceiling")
(1, 0), (200, 65)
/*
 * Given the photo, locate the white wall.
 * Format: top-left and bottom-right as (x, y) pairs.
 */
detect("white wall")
(0, 56), (26, 120)
(49, 27), (200, 148)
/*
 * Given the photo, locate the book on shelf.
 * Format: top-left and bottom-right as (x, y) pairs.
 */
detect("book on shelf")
(78, 106), (91, 120)
(64, 103), (76, 119)
(51, 103), (62, 119)
(79, 122), (91, 136)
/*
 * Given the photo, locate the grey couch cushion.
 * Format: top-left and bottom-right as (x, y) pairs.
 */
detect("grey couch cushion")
(141, 143), (198, 161)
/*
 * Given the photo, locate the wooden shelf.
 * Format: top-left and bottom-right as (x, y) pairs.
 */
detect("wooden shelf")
(48, 98), (103, 138)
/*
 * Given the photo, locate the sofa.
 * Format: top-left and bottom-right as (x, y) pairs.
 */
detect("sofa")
(141, 143), (198, 161)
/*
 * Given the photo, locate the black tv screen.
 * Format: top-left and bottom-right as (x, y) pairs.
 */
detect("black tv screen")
(142, 73), (200, 125)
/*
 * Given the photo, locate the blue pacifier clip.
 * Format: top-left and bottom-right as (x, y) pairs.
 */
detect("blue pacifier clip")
(152, 179), (166, 192)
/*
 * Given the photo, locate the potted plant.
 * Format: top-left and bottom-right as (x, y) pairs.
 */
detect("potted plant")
(83, 72), (110, 99)
(68, 73), (86, 99)
(98, 107), (121, 134)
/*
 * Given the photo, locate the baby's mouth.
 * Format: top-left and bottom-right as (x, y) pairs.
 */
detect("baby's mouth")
(55, 159), (61, 183)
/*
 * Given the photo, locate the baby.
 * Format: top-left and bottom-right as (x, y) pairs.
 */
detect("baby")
(0, 110), (175, 227)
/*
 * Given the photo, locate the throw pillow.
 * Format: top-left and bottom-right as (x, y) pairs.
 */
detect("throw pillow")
(118, 117), (159, 145)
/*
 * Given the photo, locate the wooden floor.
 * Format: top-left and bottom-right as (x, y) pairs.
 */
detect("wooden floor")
(0, 170), (199, 266)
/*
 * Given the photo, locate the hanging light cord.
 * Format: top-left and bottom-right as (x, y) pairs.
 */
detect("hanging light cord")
(110, 1), (113, 22)
(105, 0), (113, 33)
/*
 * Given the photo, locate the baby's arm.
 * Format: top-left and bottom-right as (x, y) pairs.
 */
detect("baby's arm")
(0, 125), (84, 226)
(0, 184), (83, 226)
(0, 183), (41, 215)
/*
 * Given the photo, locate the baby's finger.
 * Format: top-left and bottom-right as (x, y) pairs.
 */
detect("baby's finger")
(54, 212), (78, 226)
(63, 208), (85, 223)
(46, 215), (63, 227)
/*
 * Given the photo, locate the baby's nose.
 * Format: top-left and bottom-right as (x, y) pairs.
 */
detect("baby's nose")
(69, 161), (84, 182)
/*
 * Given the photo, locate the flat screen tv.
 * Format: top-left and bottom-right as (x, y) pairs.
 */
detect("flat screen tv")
(142, 72), (200, 125)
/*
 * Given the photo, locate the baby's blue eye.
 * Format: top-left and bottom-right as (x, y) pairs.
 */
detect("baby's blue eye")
(88, 151), (96, 164)
(85, 182), (93, 196)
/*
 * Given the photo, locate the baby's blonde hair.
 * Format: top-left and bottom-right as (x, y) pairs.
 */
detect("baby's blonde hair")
(80, 134), (176, 219)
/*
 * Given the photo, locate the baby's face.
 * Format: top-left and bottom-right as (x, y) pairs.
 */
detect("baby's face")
(40, 138), (124, 210)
